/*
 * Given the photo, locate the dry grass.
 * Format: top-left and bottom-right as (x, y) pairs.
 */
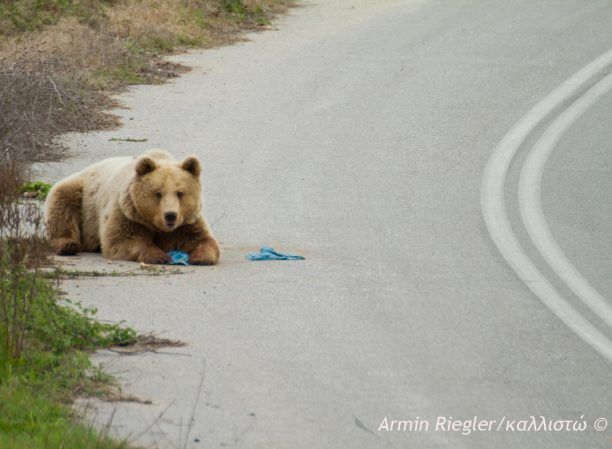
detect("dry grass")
(4, 19), (131, 84)
(1, 16), (185, 92)
(106, 0), (291, 48)
(0, 48), (119, 164)
(0, 0), (292, 164)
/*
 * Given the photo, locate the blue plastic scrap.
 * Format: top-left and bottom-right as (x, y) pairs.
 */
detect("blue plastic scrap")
(246, 246), (305, 261)
(167, 250), (190, 265)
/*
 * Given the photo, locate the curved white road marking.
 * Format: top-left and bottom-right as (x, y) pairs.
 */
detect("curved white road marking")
(481, 49), (612, 362)
(519, 72), (612, 329)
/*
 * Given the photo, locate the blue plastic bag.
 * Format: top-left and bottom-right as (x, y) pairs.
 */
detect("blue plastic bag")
(246, 246), (305, 261)
(167, 250), (190, 265)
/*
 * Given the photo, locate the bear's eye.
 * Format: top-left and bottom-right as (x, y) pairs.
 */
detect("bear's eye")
(176, 191), (184, 199)
(155, 192), (162, 199)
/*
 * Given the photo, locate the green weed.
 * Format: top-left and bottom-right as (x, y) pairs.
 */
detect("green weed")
(20, 181), (52, 199)
(108, 137), (148, 142)
(1, 165), (138, 449)
(0, 268), (138, 448)
(0, 376), (133, 449)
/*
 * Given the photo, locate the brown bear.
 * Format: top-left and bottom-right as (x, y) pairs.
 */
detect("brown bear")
(44, 149), (220, 265)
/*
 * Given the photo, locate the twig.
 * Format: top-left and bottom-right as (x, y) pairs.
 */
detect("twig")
(47, 76), (65, 106)
(131, 399), (176, 442)
(183, 358), (206, 449)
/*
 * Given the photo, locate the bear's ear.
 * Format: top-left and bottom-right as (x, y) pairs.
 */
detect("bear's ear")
(180, 155), (201, 177)
(135, 156), (157, 176)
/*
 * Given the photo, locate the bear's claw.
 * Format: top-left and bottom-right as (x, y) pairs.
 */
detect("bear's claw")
(189, 238), (220, 265)
(56, 239), (81, 256)
(138, 249), (172, 264)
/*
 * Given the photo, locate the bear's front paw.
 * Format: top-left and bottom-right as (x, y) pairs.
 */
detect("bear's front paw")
(138, 248), (171, 264)
(54, 238), (81, 256)
(189, 237), (220, 265)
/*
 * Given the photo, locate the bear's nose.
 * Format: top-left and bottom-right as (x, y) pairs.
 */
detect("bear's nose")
(165, 212), (177, 224)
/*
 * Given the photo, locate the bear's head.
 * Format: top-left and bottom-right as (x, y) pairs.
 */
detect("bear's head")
(130, 154), (203, 232)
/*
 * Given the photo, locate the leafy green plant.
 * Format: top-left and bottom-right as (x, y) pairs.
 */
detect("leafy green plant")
(31, 294), (137, 353)
(20, 181), (52, 199)
(0, 223), (135, 361)
(0, 164), (139, 448)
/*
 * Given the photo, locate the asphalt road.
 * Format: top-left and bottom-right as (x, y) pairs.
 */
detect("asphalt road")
(40, 1), (612, 448)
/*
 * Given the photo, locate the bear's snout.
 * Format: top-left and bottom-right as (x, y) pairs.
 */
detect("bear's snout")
(164, 212), (178, 227)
